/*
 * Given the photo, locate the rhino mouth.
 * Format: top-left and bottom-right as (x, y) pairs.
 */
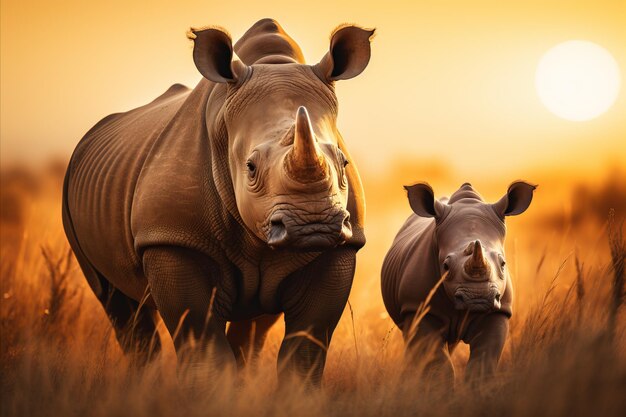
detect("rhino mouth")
(453, 288), (501, 312)
(264, 207), (352, 251)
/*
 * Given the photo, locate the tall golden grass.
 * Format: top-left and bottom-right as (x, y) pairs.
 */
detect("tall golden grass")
(1, 162), (624, 417)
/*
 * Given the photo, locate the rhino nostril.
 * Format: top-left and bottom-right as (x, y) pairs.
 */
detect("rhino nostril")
(342, 213), (351, 228)
(268, 217), (288, 247)
(454, 294), (465, 303)
(270, 219), (286, 235)
(495, 293), (501, 302)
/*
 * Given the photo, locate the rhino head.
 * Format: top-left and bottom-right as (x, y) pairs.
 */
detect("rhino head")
(405, 182), (536, 312)
(189, 23), (374, 250)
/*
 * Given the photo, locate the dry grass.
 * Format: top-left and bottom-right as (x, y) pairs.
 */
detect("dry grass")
(1, 163), (625, 417)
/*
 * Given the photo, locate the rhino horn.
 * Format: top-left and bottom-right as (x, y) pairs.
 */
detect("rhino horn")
(464, 240), (490, 277)
(285, 106), (328, 183)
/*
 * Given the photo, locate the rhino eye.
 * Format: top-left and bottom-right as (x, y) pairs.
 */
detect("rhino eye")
(498, 254), (506, 269)
(443, 259), (450, 271)
(246, 160), (257, 177)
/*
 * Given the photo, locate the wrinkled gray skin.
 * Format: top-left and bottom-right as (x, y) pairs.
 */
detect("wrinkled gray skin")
(381, 182), (535, 382)
(62, 19), (373, 387)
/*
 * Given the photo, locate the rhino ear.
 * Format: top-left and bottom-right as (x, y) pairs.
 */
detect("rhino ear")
(492, 181), (537, 217)
(404, 183), (446, 219)
(189, 27), (245, 83)
(314, 25), (375, 82)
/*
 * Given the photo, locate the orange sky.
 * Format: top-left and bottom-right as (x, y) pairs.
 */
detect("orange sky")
(1, 0), (625, 181)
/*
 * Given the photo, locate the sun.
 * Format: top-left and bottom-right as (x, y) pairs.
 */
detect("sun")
(535, 41), (621, 121)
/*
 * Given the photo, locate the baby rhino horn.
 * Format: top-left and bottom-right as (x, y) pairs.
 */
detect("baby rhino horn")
(464, 240), (490, 277)
(285, 106), (328, 183)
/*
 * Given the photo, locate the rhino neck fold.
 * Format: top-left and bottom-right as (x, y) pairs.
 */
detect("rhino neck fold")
(204, 84), (240, 222)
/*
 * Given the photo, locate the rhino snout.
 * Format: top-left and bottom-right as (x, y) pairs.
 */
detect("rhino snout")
(266, 209), (352, 251)
(453, 287), (501, 311)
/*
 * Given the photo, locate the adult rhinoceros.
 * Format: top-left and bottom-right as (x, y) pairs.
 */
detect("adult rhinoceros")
(62, 18), (373, 386)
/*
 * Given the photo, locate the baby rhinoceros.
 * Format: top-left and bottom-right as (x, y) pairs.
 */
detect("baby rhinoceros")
(381, 181), (535, 382)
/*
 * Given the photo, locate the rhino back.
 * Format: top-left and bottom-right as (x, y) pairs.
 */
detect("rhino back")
(65, 84), (191, 299)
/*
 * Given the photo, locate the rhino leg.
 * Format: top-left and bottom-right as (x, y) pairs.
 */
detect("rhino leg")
(142, 246), (236, 389)
(227, 314), (281, 369)
(72, 260), (161, 366)
(277, 247), (356, 388)
(101, 284), (162, 366)
(403, 314), (455, 386)
(465, 313), (509, 381)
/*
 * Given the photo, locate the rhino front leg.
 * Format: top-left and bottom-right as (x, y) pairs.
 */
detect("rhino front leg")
(277, 247), (356, 388)
(142, 246), (236, 389)
(465, 313), (509, 381)
(403, 314), (455, 386)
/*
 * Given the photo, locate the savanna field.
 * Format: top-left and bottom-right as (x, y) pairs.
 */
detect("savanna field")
(0, 160), (624, 417)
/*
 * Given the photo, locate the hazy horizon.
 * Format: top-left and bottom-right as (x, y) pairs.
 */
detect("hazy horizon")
(1, 0), (625, 181)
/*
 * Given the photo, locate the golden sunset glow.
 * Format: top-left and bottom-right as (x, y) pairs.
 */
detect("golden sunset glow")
(2, 0), (625, 182)
(536, 41), (621, 121)
(2, 2), (626, 415)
